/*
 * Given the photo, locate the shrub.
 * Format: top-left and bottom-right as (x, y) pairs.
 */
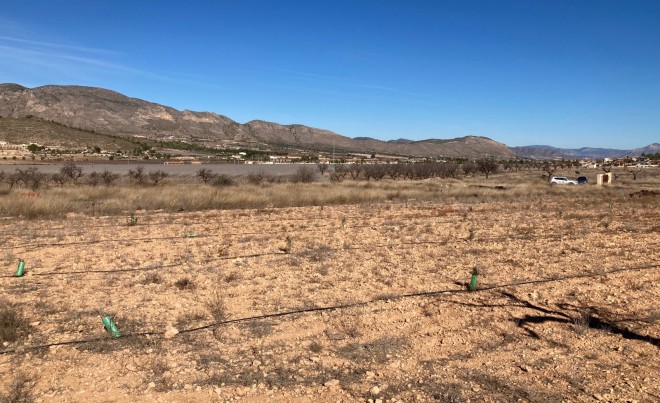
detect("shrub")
(87, 171), (101, 187)
(50, 173), (69, 186)
(246, 171), (266, 185)
(291, 166), (317, 183)
(174, 277), (195, 290)
(213, 174), (234, 186)
(0, 373), (34, 403)
(0, 301), (28, 343)
(207, 290), (227, 323)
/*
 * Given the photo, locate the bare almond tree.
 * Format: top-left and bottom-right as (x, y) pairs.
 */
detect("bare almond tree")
(316, 162), (329, 175)
(625, 165), (644, 180)
(476, 158), (499, 180)
(100, 170), (119, 186)
(196, 168), (216, 184)
(542, 162), (559, 181)
(149, 170), (169, 185)
(329, 164), (348, 182)
(60, 162), (84, 182)
(349, 164), (362, 180)
(461, 162), (478, 177)
(128, 166), (145, 184)
(50, 173), (69, 187)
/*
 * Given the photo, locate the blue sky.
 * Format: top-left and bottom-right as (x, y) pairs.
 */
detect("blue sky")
(1, 0), (658, 149)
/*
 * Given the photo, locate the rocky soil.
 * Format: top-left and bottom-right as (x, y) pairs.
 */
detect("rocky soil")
(1, 195), (658, 402)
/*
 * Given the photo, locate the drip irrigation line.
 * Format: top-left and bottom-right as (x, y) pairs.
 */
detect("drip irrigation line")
(0, 210), (465, 232)
(3, 218), (650, 252)
(0, 215), (464, 250)
(3, 229), (652, 279)
(1, 262), (657, 356)
(0, 263), (181, 279)
(1, 234), (212, 251)
(0, 254), (287, 279)
(3, 205), (656, 236)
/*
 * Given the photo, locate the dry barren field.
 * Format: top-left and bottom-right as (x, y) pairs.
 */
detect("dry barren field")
(1, 171), (659, 402)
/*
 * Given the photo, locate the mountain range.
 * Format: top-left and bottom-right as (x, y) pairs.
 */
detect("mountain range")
(0, 83), (655, 159)
(511, 144), (659, 159)
(0, 83), (514, 159)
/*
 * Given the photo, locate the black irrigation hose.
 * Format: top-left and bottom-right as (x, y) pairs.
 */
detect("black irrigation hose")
(0, 253), (287, 279)
(2, 205), (657, 236)
(1, 263), (657, 355)
(0, 234), (596, 279)
(4, 218), (655, 252)
(0, 209), (466, 232)
(0, 263), (181, 279)
(2, 228), (656, 279)
(0, 234), (213, 251)
(0, 215), (463, 250)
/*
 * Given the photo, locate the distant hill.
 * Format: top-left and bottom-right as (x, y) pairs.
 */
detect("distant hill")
(511, 144), (660, 159)
(0, 116), (138, 151)
(0, 83), (515, 158)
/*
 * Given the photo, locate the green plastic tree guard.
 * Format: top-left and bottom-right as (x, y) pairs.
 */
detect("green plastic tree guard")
(102, 316), (122, 338)
(16, 259), (25, 277)
(469, 268), (478, 291)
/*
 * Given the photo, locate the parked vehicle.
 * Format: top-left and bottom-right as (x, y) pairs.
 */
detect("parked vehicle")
(550, 176), (578, 185)
(577, 176), (588, 184)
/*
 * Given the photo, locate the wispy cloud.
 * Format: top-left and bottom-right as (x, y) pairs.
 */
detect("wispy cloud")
(270, 68), (429, 98)
(0, 20), (216, 88)
(0, 35), (120, 55)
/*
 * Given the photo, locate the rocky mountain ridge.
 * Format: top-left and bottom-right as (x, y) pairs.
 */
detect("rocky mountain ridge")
(0, 83), (515, 158)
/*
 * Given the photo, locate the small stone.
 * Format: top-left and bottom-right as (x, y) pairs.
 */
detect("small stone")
(593, 394), (604, 401)
(148, 382), (156, 389)
(30, 321), (41, 326)
(252, 360), (261, 367)
(365, 371), (376, 379)
(370, 386), (380, 395)
(324, 379), (340, 387)
(164, 325), (179, 339)
(2, 342), (8, 347)
(310, 356), (320, 363)
(375, 399), (383, 403)
(126, 364), (137, 372)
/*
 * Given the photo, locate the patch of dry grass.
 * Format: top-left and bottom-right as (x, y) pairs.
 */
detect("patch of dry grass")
(0, 168), (657, 218)
(0, 301), (29, 343)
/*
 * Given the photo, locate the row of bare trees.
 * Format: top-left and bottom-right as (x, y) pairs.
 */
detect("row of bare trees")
(322, 159), (500, 182)
(0, 164), (171, 190)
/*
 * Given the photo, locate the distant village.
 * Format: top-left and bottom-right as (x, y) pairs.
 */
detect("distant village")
(0, 139), (658, 168)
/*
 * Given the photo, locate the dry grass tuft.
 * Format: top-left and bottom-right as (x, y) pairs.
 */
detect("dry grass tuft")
(0, 373), (34, 403)
(0, 301), (29, 343)
(206, 289), (228, 323)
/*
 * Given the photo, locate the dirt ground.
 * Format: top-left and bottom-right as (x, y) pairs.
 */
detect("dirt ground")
(1, 188), (659, 402)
